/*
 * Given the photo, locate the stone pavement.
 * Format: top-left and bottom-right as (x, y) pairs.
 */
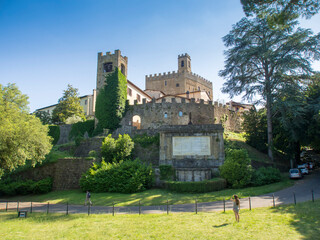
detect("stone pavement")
(1, 169), (319, 215)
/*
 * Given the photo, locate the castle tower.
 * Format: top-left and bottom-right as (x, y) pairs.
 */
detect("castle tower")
(178, 53), (191, 73)
(96, 49), (128, 90)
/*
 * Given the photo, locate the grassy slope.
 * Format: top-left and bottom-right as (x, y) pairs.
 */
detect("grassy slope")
(3, 175), (293, 206)
(1, 200), (319, 240)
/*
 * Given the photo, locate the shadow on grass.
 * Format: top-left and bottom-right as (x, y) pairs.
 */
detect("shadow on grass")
(0, 212), (84, 223)
(271, 200), (320, 240)
(212, 223), (230, 228)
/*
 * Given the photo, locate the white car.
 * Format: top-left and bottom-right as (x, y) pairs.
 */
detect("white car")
(289, 168), (303, 179)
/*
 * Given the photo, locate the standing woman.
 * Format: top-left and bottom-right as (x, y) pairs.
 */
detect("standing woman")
(231, 195), (240, 222)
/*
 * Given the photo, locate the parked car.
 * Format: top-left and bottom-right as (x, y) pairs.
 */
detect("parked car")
(307, 162), (314, 170)
(297, 165), (309, 175)
(289, 168), (303, 179)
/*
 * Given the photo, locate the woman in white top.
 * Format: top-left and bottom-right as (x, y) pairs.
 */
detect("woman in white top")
(231, 195), (240, 222)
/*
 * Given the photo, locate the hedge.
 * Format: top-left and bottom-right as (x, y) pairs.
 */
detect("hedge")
(69, 120), (95, 140)
(48, 125), (60, 145)
(164, 178), (227, 193)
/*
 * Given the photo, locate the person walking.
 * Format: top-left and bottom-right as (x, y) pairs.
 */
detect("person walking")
(231, 195), (240, 222)
(85, 190), (92, 206)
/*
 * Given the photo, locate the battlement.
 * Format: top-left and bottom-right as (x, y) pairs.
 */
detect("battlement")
(98, 49), (127, 60)
(178, 53), (191, 59)
(145, 71), (178, 80)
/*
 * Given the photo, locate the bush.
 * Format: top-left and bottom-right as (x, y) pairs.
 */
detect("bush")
(48, 125), (60, 145)
(80, 159), (154, 193)
(165, 178), (227, 193)
(133, 134), (160, 148)
(159, 165), (175, 180)
(219, 149), (253, 188)
(0, 178), (53, 196)
(69, 120), (95, 140)
(251, 167), (282, 186)
(32, 178), (53, 194)
(101, 134), (134, 163)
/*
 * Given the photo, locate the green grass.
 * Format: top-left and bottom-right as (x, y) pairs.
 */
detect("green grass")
(1, 200), (319, 240)
(3, 176), (293, 206)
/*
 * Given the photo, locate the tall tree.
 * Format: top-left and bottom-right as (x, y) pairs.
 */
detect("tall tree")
(241, 0), (320, 28)
(52, 84), (85, 124)
(0, 83), (52, 178)
(95, 67), (127, 133)
(219, 17), (320, 160)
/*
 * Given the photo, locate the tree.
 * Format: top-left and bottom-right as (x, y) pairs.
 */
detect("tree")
(241, 0), (320, 28)
(52, 84), (85, 124)
(305, 74), (320, 150)
(242, 108), (268, 153)
(100, 134), (134, 163)
(0, 83), (52, 178)
(219, 17), (320, 161)
(95, 67), (127, 133)
(34, 111), (52, 125)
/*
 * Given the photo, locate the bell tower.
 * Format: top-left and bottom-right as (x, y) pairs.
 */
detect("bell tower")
(96, 49), (128, 90)
(178, 53), (191, 73)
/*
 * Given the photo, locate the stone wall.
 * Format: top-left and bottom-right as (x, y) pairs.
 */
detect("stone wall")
(17, 158), (94, 190)
(115, 98), (242, 136)
(56, 124), (72, 145)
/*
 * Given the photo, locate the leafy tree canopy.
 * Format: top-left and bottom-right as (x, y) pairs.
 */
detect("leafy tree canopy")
(34, 111), (52, 125)
(220, 17), (320, 160)
(0, 83), (52, 178)
(52, 84), (85, 124)
(241, 0), (320, 28)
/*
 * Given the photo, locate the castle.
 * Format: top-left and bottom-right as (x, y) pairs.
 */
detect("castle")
(36, 49), (253, 132)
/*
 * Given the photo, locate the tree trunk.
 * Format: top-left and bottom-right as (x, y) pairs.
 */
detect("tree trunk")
(266, 93), (274, 161)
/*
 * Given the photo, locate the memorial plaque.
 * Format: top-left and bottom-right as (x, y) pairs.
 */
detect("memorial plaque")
(172, 136), (211, 156)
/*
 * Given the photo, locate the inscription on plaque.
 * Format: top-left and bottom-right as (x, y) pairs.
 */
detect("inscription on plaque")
(172, 136), (211, 156)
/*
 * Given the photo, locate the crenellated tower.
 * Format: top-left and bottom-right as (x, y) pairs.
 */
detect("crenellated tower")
(145, 53), (213, 100)
(96, 49), (128, 90)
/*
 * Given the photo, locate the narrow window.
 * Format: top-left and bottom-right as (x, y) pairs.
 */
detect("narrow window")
(127, 88), (132, 96)
(176, 83), (180, 87)
(181, 60), (184, 67)
(164, 112), (168, 118)
(85, 100), (88, 105)
(121, 64), (126, 75)
(137, 94), (141, 102)
(179, 111), (183, 117)
(165, 81), (167, 86)
(198, 86), (200, 91)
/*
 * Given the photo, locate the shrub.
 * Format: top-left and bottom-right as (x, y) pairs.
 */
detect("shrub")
(69, 120), (95, 140)
(159, 165), (175, 180)
(80, 159), (154, 193)
(32, 177), (53, 194)
(219, 149), (253, 188)
(251, 167), (282, 186)
(101, 134), (134, 163)
(133, 133), (160, 148)
(0, 178), (52, 196)
(165, 178), (227, 193)
(48, 125), (60, 145)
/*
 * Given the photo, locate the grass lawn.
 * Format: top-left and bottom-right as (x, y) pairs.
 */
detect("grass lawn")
(1, 200), (319, 240)
(3, 176), (293, 206)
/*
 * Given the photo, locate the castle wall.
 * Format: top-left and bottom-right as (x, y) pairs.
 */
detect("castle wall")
(145, 71), (213, 100)
(115, 99), (242, 135)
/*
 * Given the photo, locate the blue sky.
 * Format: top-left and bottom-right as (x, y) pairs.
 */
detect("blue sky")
(1, 0), (320, 112)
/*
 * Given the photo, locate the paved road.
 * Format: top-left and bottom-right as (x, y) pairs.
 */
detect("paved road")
(1, 169), (319, 215)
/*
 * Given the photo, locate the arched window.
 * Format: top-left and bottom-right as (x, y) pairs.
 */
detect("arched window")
(178, 111), (183, 117)
(132, 115), (141, 129)
(164, 112), (168, 118)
